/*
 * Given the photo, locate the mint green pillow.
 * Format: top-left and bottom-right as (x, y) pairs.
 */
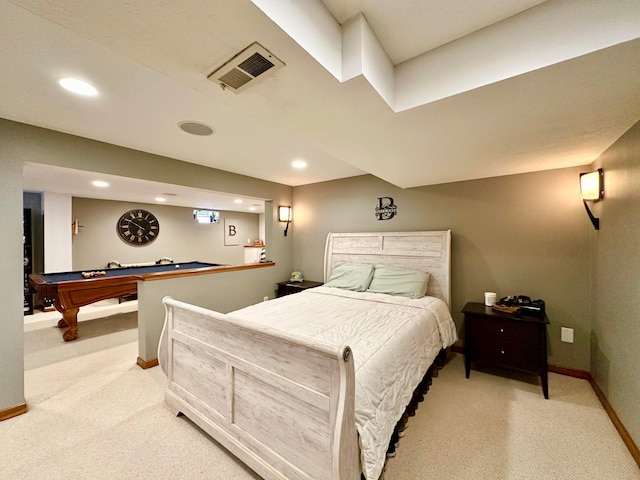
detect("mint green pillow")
(367, 265), (430, 299)
(324, 262), (374, 292)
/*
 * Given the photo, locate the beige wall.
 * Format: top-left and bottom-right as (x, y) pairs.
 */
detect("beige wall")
(4, 115), (639, 451)
(590, 119), (640, 447)
(0, 158), (25, 412)
(0, 118), (294, 416)
(2, 118), (293, 271)
(138, 266), (279, 361)
(292, 167), (592, 370)
(72, 198), (259, 270)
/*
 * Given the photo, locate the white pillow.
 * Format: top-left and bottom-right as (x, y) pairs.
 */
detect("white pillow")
(324, 262), (374, 292)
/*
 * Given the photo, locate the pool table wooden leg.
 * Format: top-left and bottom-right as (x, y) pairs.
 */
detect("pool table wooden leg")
(54, 300), (79, 342)
(62, 325), (79, 342)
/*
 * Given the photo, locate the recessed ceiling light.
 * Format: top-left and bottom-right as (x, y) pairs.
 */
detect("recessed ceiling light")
(291, 160), (307, 169)
(59, 78), (99, 97)
(178, 121), (215, 136)
(249, 207), (256, 211)
(233, 199), (243, 204)
(155, 197), (166, 202)
(92, 180), (109, 188)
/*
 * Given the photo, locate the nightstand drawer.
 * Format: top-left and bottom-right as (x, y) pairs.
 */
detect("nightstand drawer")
(467, 315), (541, 346)
(471, 341), (543, 371)
(276, 280), (323, 298)
(277, 284), (302, 297)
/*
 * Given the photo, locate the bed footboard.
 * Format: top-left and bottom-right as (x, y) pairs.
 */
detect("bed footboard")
(158, 297), (360, 480)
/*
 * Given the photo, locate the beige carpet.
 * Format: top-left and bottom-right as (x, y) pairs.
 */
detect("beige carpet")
(23, 312), (138, 370)
(386, 360), (640, 479)
(2, 316), (638, 479)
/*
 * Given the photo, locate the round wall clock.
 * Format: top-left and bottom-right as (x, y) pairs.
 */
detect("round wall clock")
(116, 209), (160, 246)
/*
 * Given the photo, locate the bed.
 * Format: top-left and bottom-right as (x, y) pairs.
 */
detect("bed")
(158, 231), (456, 480)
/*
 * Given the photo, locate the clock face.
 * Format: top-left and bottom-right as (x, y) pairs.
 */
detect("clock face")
(116, 209), (159, 246)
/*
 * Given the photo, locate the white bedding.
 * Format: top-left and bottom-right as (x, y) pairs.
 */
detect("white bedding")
(227, 286), (457, 480)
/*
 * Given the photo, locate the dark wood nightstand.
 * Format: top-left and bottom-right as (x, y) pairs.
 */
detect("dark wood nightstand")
(462, 302), (550, 399)
(276, 280), (323, 298)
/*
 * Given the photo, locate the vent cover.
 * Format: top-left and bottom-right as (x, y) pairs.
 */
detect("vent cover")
(208, 42), (285, 93)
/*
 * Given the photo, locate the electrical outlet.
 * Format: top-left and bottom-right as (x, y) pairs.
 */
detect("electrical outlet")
(561, 327), (574, 343)
(263, 296), (269, 302)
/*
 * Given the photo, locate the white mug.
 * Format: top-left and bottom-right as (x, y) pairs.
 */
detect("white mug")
(484, 292), (497, 306)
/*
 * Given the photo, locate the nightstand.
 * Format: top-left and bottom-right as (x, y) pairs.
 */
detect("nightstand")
(276, 280), (323, 298)
(462, 302), (550, 399)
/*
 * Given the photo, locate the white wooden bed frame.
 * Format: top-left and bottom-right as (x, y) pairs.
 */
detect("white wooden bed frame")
(158, 230), (451, 480)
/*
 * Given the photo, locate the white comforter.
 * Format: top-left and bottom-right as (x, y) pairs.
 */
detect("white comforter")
(227, 286), (458, 480)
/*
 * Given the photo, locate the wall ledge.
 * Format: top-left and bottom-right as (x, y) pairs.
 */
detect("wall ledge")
(140, 261), (275, 282)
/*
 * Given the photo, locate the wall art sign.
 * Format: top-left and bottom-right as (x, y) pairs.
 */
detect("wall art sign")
(375, 197), (397, 220)
(224, 218), (239, 245)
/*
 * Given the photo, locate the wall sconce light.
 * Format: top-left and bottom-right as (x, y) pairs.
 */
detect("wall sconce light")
(71, 219), (82, 235)
(278, 206), (292, 236)
(579, 168), (604, 230)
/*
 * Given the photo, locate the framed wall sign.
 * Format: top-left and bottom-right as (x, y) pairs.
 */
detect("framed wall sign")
(224, 218), (239, 245)
(375, 197), (397, 220)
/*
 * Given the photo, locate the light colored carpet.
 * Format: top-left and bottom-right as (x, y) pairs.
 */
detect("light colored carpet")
(2, 316), (638, 479)
(23, 312), (138, 370)
(386, 359), (640, 479)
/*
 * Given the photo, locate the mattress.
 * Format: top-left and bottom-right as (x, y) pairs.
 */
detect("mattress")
(227, 286), (458, 480)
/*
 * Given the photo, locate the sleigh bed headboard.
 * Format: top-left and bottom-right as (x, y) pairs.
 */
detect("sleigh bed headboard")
(324, 230), (452, 308)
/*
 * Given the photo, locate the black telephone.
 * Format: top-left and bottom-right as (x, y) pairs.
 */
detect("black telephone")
(499, 295), (545, 315)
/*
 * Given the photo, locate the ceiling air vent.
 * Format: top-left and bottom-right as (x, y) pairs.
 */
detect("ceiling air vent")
(208, 42), (285, 93)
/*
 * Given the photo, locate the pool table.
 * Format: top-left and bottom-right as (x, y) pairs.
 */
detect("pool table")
(28, 261), (224, 342)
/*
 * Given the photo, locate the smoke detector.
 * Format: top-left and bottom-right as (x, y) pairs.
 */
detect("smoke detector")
(208, 42), (285, 93)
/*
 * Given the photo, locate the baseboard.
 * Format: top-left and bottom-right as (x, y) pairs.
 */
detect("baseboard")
(548, 364), (640, 468)
(547, 364), (591, 379)
(0, 403), (27, 422)
(588, 375), (640, 467)
(136, 357), (159, 369)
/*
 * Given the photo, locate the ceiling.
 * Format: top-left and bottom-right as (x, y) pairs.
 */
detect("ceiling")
(3, 0), (640, 209)
(22, 163), (267, 213)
